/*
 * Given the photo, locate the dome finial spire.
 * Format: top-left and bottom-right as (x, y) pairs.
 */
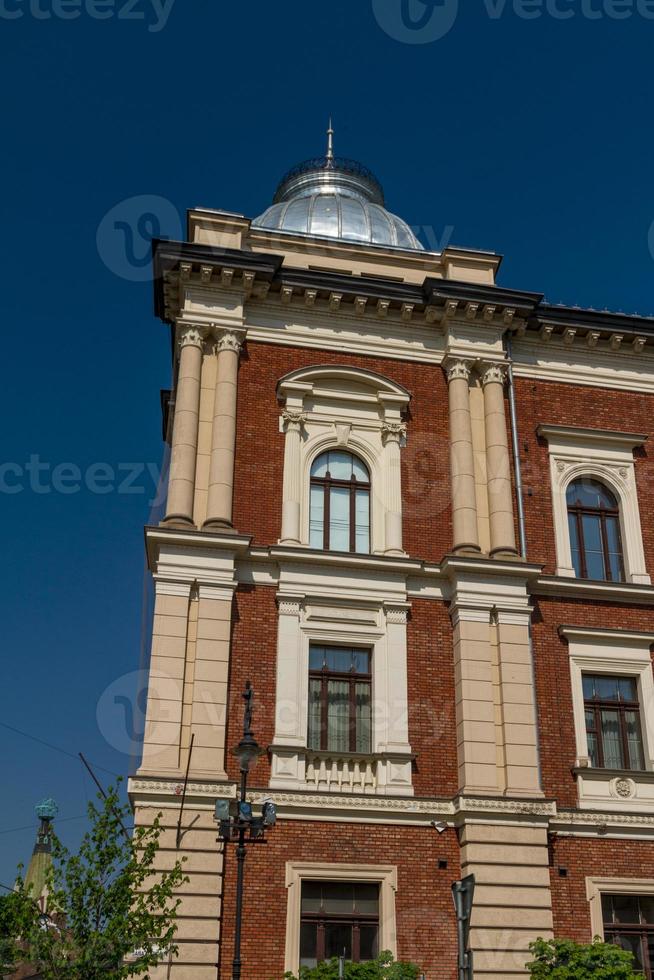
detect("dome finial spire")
(326, 117), (334, 166)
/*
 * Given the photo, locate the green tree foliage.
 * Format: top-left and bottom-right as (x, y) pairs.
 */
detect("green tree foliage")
(526, 936), (641, 978)
(4, 782), (187, 979)
(283, 950), (421, 979)
(0, 881), (38, 973)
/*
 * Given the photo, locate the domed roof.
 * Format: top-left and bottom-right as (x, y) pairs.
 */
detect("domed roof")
(252, 124), (424, 252)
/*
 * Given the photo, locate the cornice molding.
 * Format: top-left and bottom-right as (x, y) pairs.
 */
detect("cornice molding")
(537, 424), (648, 450)
(558, 625), (654, 645)
(532, 575), (654, 605)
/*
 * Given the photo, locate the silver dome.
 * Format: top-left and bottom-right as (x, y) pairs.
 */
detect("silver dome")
(252, 136), (424, 251)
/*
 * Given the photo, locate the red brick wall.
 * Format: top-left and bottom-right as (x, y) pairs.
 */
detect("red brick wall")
(549, 836), (654, 942)
(233, 341), (452, 563)
(225, 588), (459, 797)
(218, 821), (461, 979)
(408, 599), (458, 798)
(513, 378), (654, 574)
(225, 585), (279, 785)
(532, 596), (654, 806)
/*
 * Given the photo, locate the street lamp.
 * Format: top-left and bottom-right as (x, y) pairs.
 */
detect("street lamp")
(215, 682), (276, 980)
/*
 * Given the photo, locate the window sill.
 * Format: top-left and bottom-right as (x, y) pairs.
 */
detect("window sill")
(268, 745), (414, 797)
(573, 766), (654, 812)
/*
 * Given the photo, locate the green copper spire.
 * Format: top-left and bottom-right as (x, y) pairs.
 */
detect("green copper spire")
(25, 799), (57, 909)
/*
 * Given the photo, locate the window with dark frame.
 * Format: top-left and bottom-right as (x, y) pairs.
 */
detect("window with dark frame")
(566, 478), (625, 582)
(603, 893), (654, 976)
(583, 675), (645, 771)
(300, 881), (380, 968)
(309, 450), (371, 554)
(308, 646), (372, 755)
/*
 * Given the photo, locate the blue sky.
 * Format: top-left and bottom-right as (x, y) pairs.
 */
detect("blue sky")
(1, 0), (653, 882)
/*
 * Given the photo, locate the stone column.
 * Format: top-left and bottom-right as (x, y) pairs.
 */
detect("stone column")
(203, 328), (244, 531)
(279, 411), (307, 545)
(444, 358), (480, 554)
(481, 363), (518, 557)
(163, 324), (204, 527)
(382, 422), (406, 555)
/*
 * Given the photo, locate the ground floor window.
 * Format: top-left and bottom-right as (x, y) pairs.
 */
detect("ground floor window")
(603, 893), (654, 976)
(300, 881), (379, 967)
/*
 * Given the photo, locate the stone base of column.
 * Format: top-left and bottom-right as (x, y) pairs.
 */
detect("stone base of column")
(161, 514), (196, 529)
(451, 543), (483, 556)
(490, 546), (522, 560)
(201, 517), (239, 534)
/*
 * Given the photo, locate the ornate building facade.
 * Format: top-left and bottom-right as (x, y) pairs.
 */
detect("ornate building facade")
(129, 135), (654, 978)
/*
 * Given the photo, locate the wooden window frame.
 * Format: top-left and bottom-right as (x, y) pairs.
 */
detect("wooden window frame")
(300, 882), (379, 965)
(310, 455), (371, 554)
(309, 648), (372, 754)
(603, 894), (654, 978)
(567, 481), (625, 582)
(583, 675), (644, 771)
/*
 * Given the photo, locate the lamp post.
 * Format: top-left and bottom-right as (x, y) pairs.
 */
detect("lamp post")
(215, 682), (276, 980)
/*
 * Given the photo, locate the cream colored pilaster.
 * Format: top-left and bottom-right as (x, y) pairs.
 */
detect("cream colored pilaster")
(139, 584), (192, 777)
(451, 606), (498, 795)
(203, 328), (245, 531)
(495, 610), (542, 798)
(444, 358), (481, 554)
(381, 422), (406, 555)
(458, 813), (554, 977)
(163, 324), (205, 527)
(481, 363), (518, 558)
(131, 800), (225, 980)
(270, 596), (307, 789)
(188, 584), (232, 779)
(280, 411), (307, 545)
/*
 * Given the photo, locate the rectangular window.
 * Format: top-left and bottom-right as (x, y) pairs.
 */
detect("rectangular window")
(583, 675), (645, 771)
(603, 894), (654, 977)
(300, 881), (379, 968)
(308, 646), (372, 754)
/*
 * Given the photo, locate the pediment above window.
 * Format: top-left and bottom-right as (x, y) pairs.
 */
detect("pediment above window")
(277, 365), (411, 414)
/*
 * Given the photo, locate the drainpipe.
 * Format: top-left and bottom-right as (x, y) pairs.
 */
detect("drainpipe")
(505, 334), (527, 559)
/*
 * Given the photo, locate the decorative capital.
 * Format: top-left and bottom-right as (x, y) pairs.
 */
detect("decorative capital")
(443, 357), (472, 384)
(276, 594), (303, 617)
(381, 421), (407, 446)
(178, 323), (206, 349)
(384, 603), (409, 625)
(214, 328), (245, 354)
(480, 362), (509, 387)
(282, 410), (308, 433)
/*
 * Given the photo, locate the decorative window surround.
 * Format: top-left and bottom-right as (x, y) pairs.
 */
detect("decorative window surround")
(560, 626), (654, 812)
(587, 877), (654, 939)
(284, 862), (398, 976)
(277, 366), (410, 556)
(270, 587), (413, 798)
(537, 425), (649, 584)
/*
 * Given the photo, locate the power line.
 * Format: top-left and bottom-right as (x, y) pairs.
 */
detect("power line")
(0, 815), (88, 837)
(0, 721), (120, 779)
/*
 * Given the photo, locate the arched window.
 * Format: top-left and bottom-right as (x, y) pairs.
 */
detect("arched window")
(567, 479), (624, 582)
(309, 451), (370, 553)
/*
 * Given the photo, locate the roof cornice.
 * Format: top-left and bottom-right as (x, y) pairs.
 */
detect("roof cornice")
(152, 240), (654, 347)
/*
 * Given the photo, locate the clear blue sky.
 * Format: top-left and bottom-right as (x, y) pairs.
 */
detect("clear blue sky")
(1, 0), (653, 883)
